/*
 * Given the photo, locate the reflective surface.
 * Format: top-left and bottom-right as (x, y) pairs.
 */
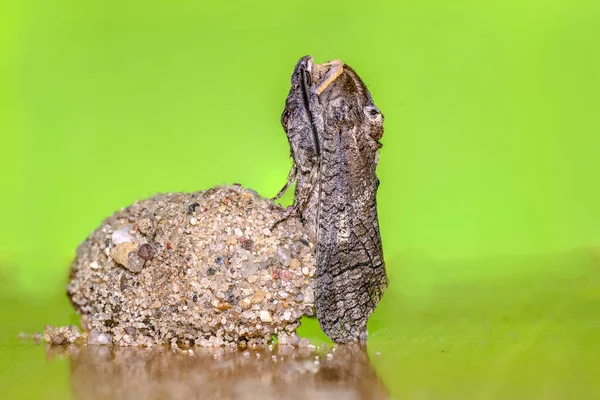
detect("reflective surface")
(46, 344), (387, 400)
(3, 252), (600, 399)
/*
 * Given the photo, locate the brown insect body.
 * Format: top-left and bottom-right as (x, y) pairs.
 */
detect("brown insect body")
(276, 56), (388, 343)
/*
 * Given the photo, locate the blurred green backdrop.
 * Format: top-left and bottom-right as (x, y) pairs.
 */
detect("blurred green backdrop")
(1, 0), (599, 301)
(2, 1), (600, 398)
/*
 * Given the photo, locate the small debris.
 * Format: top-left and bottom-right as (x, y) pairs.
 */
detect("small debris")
(279, 270), (292, 281)
(111, 241), (138, 266)
(127, 251), (145, 273)
(137, 218), (156, 236)
(43, 325), (81, 345)
(288, 258), (301, 270)
(187, 202), (200, 214)
(137, 243), (155, 261)
(251, 290), (265, 304)
(88, 328), (113, 345)
(239, 237), (254, 251)
(16, 332), (42, 342)
(276, 248), (291, 267)
(111, 226), (134, 245)
(289, 334), (300, 347)
(259, 310), (273, 323)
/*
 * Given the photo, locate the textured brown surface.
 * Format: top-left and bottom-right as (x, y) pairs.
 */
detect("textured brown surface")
(277, 57), (388, 343)
(67, 184), (317, 347)
(314, 63), (388, 342)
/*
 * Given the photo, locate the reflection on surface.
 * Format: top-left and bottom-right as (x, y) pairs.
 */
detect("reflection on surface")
(45, 344), (388, 400)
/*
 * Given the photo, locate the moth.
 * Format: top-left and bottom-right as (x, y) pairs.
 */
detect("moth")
(275, 56), (388, 343)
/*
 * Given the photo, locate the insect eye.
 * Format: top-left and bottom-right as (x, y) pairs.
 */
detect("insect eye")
(369, 108), (380, 116)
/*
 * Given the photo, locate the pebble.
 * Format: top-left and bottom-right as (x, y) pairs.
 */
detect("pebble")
(241, 261), (258, 278)
(111, 226), (134, 245)
(289, 258), (301, 270)
(110, 242), (138, 267)
(276, 248), (291, 267)
(259, 310), (273, 323)
(189, 217), (198, 225)
(289, 335), (300, 346)
(278, 333), (290, 345)
(137, 218), (155, 236)
(279, 270), (292, 281)
(303, 289), (315, 304)
(137, 243), (155, 261)
(127, 251), (145, 273)
(240, 298), (252, 310)
(44, 325), (81, 345)
(52, 334), (66, 345)
(298, 338), (311, 348)
(301, 267), (309, 276)
(251, 290), (265, 304)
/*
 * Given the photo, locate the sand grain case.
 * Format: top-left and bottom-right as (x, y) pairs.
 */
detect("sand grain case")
(67, 185), (316, 348)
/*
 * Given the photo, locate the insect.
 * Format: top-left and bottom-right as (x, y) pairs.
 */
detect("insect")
(275, 56), (388, 343)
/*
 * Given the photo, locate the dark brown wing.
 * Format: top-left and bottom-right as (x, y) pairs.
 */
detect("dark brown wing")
(315, 67), (388, 343)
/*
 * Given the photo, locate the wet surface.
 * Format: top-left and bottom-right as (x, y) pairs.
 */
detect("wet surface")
(4, 252), (600, 399)
(43, 343), (387, 400)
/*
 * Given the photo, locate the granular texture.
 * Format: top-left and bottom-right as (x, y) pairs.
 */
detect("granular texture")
(43, 325), (81, 345)
(67, 184), (316, 347)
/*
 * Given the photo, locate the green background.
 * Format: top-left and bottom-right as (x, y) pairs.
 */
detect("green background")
(2, 0), (600, 398)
